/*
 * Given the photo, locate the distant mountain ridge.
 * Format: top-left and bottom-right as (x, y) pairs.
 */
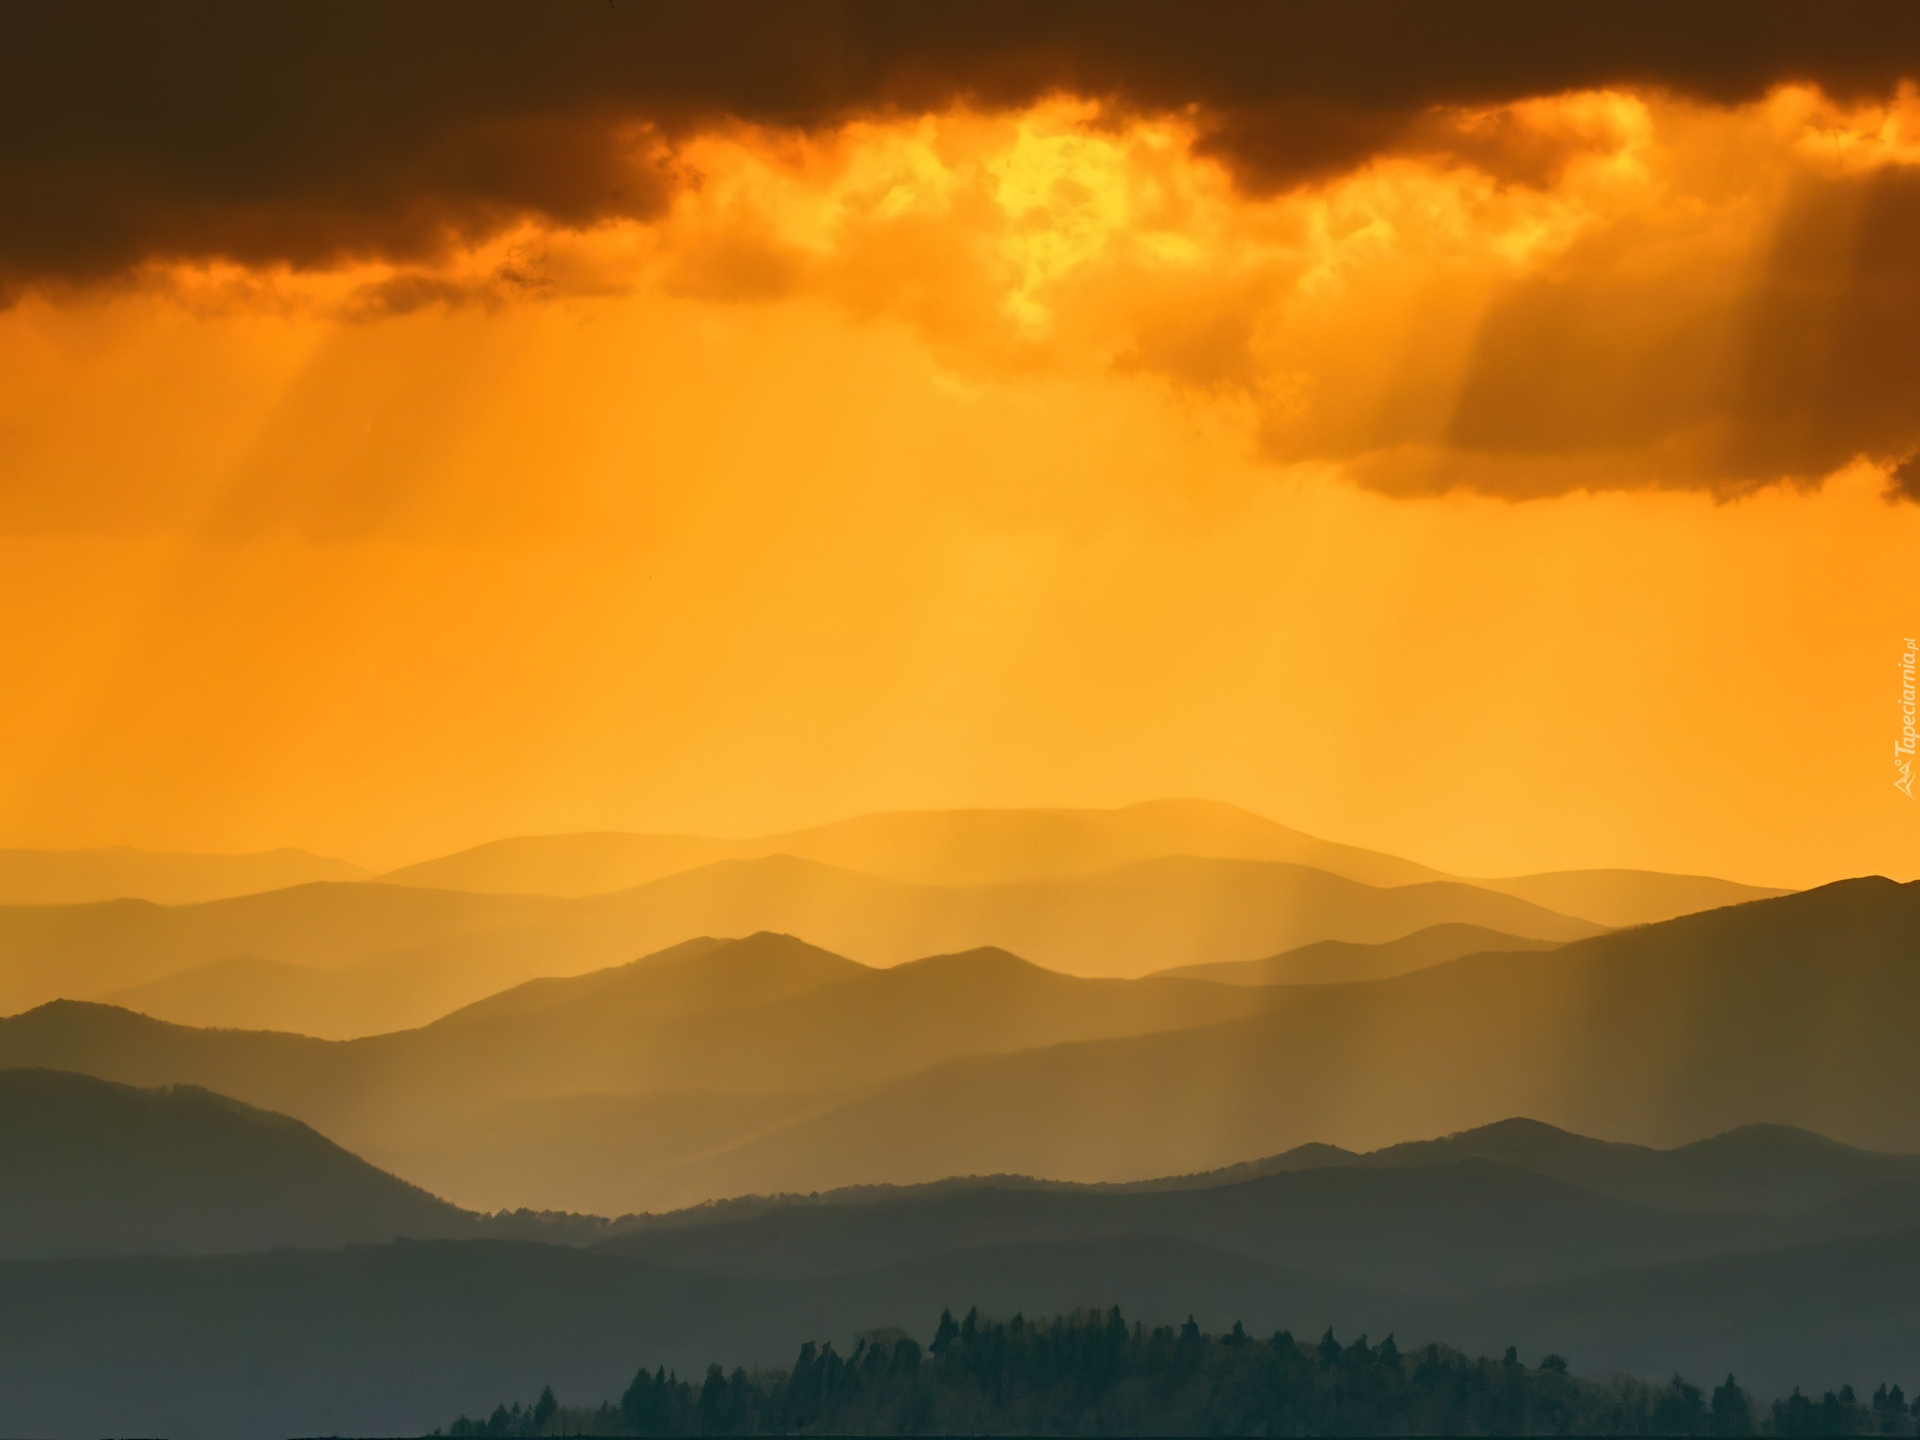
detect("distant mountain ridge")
(374, 801), (1787, 928)
(0, 805), (1789, 1040)
(0, 846), (368, 906)
(1471, 868), (1792, 930)
(0, 879), (1910, 1213)
(1152, 923), (1561, 986)
(677, 1115), (1920, 1220)
(7, 1060), (1919, 1289)
(1, 1073), (1917, 1439)
(0, 932), (1292, 1211)
(9, 1224), (1920, 1440)
(376, 800), (1452, 893)
(588, 877), (1920, 1203)
(0, 1068), (470, 1259)
(1, 852), (1603, 1036)
(592, 1143), (1920, 1297)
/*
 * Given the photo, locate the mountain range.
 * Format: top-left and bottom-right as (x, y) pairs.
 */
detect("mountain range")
(0, 932), (1287, 1211)
(5, 851), (1604, 1039)
(11, 1226), (1918, 1440)
(0, 878), (1911, 1213)
(654, 877), (1917, 1203)
(1, 1067), (1917, 1439)
(25, 1064), (1920, 1286)
(0, 803), (1789, 1041)
(0, 861), (1911, 1436)
(0, 1068), (470, 1259)
(376, 801), (1454, 893)
(372, 803), (1788, 929)
(1152, 922), (1560, 985)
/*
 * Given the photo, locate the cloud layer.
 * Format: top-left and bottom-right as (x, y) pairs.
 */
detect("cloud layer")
(7, 3), (1920, 501)
(7, 0), (1920, 289)
(539, 88), (1918, 500)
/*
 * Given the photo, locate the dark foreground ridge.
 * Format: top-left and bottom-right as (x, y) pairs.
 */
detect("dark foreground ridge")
(444, 1306), (1914, 1437)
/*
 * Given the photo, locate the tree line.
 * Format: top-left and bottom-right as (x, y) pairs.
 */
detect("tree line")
(442, 1306), (1917, 1436)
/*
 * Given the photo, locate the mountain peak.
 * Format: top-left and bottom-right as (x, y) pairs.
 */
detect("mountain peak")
(0, 1068), (468, 1259)
(885, 947), (1057, 980)
(427, 930), (871, 1031)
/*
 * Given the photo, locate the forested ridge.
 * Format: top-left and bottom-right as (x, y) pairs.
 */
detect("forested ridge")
(443, 1306), (1918, 1436)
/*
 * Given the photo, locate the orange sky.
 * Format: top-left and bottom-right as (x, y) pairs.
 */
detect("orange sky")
(3, 88), (1919, 886)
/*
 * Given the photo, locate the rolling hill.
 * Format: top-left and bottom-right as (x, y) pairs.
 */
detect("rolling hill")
(597, 1158), (1746, 1295)
(1, 1065), (1914, 1440)
(1473, 868), (1792, 929)
(0, 846), (368, 906)
(1346, 1115), (1920, 1216)
(593, 1117), (1920, 1291)
(1, 1224), (1916, 1440)
(0, 933), (1288, 1210)
(100, 955), (446, 1039)
(377, 799), (1454, 893)
(1, 854), (1601, 1036)
(411, 938), (1279, 1093)
(0, 1068), (470, 1258)
(0, 881), (583, 1024)
(1153, 923), (1560, 985)
(0, 812), (1784, 1040)
(97, 936), (753, 1040)
(0, 880), (1901, 1213)
(21, 1053), (1912, 1303)
(377, 801), (1787, 927)
(621, 878), (1920, 1202)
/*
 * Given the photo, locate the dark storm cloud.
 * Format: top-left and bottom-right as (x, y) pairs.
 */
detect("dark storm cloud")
(1727, 168), (1920, 487)
(5, 0), (1920, 291)
(1436, 167), (1920, 497)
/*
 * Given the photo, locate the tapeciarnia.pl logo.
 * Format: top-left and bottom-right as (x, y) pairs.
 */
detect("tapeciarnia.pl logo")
(1899, 638), (1917, 798)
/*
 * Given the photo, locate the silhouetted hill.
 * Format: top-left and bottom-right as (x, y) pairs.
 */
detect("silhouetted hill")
(593, 1119), (1920, 1294)
(400, 934), (1284, 1106)
(1474, 868), (1791, 928)
(2, 1226), (1916, 1440)
(616, 1115), (1920, 1220)
(101, 956), (408, 1039)
(378, 800), (1453, 893)
(598, 1158), (1759, 1295)
(2, 1060), (1916, 1439)
(0, 935), (1288, 1211)
(0, 846), (368, 906)
(0, 855), (1598, 1036)
(1426, 1225), (1920, 1412)
(381, 832), (749, 896)
(641, 879), (1920, 1198)
(1153, 924), (1559, 985)
(0, 1069), (471, 1259)
(92, 937), (754, 1041)
(29, 1050), (1913, 1295)
(0, 881), (583, 1028)
(1356, 1117), (1920, 1215)
(544, 854), (1597, 979)
(1649, 1125), (1920, 1213)
(1, 881), (1909, 1211)
(378, 805), (1787, 929)
(433, 934), (850, 1026)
